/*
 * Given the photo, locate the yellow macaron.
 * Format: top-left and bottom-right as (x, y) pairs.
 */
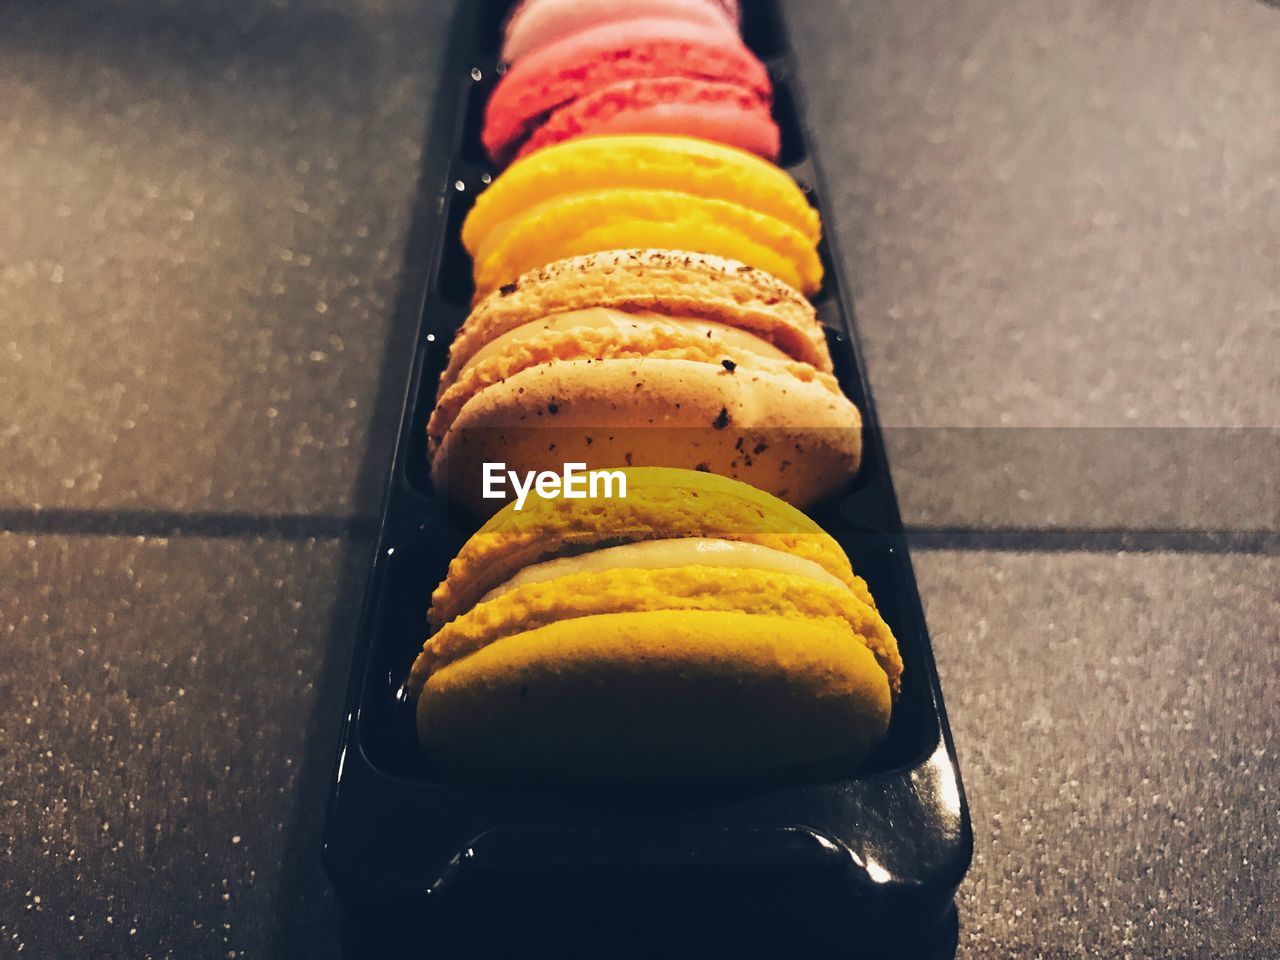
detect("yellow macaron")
(410, 467), (901, 782)
(462, 135), (824, 297)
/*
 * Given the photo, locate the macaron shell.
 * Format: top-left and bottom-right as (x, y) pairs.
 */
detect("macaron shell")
(431, 356), (862, 514)
(516, 77), (780, 161)
(429, 465), (868, 629)
(485, 18), (766, 164)
(501, 0), (741, 64)
(463, 135), (820, 256)
(417, 610), (891, 781)
(449, 250), (832, 382)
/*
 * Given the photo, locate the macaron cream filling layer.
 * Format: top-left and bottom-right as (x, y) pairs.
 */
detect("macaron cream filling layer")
(460, 309), (790, 376)
(517, 77), (780, 162)
(409, 565), (903, 699)
(479, 537), (850, 603)
(409, 568), (901, 701)
(427, 306), (844, 452)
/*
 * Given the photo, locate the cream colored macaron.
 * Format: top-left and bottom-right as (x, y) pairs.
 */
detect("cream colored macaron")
(429, 250), (861, 515)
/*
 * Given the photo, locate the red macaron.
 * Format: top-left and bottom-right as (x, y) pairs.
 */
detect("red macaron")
(482, 17), (780, 166)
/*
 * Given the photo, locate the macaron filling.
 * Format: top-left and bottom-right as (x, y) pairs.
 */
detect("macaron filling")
(427, 307), (843, 455)
(516, 77), (780, 161)
(479, 537), (851, 603)
(410, 565), (903, 698)
(460, 309), (791, 376)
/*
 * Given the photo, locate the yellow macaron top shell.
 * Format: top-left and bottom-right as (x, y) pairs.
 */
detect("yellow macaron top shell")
(462, 136), (824, 297)
(427, 466), (869, 628)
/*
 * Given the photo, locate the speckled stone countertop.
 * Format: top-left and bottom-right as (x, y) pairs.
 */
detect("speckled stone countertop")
(1, 0), (1276, 957)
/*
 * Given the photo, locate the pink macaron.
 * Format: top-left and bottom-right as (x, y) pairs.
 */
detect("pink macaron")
(501, 0), (742, 64)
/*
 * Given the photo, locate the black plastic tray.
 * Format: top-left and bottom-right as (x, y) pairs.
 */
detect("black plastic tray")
(324, 1), (971, 955)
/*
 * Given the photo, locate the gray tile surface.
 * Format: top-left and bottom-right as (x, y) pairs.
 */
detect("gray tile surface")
(789, 0), (1280, 430)
(4, 538), (1275, 958)
(787, 0), (1279, 530)
(0, 0), (449, 515)
(914, 549), (1279, 958)
(0, 532), (366, 959)
(886, 426), (1279, 533)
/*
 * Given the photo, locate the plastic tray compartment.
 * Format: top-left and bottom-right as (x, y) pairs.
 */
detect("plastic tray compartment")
(324, 1), (971, 955)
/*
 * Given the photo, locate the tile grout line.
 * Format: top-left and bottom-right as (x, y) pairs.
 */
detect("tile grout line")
(0, 508), (378, 540)
(0, 509), (1275, 554)
(906, 528), (1278, 555)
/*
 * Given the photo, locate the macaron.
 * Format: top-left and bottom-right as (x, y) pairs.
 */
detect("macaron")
(462, 134), (823, 297)
(501, 0), (741, 64)
(429, 249), (860, 514)
(485, 17), (778, 165)
(409, 467), (903, 781)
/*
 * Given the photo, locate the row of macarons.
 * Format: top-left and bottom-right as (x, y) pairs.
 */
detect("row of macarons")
(407, 0), (899, 782)
(436, 0), (850, 514)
